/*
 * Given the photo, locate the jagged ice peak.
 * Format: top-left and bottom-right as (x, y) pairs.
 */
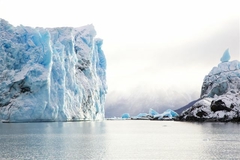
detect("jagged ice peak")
(220, 48), (231, 63)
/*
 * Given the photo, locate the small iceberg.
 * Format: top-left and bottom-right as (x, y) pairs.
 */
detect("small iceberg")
(149, 108), (159, 116)
(131, 113), (152, 120)
(121, 113), (130, 119)
(152, 109), (179, 120)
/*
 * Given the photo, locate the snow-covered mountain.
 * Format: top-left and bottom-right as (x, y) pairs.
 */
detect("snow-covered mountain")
(0, 19), (107, 122)
(180, 49), (240, 122)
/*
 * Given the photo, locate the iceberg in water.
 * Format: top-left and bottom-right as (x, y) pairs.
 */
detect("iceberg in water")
(121, 113), (130, 119)
(131, 113), (152, 120)
(130, 109), (178, 120)
(153, 109), (179, 120)
(149, 108), (159, 116)
(0, 19), (107, 122)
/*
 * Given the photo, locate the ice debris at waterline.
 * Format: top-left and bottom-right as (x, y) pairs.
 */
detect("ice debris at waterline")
(149, 108), (159, 116)
(121, 113), (130, 119)
(130, 108), (178, 120)
(180, 49), (240, 122)
(152, 109), (179, 120)
(131, 113), (153, 120)
(0, 19), (107, 122)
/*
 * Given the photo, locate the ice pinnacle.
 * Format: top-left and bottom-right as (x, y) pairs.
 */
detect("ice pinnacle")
(220, 49), (230, 63)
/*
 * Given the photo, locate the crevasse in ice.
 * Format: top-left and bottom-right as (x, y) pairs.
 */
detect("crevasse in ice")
(0, 19), (107, 122)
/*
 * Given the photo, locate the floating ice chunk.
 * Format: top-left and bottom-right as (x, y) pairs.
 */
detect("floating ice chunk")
(153, 109), (179, 120)
(149, 108), (159, 116)
(164, 109), (179, 117)
(121, 113), (130, 119)
(131, 113), (151, 120)
(220, 49), (230, 63)
(137, 113), (148, 117)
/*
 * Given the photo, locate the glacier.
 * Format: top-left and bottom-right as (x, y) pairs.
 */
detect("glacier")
(180, 50), (240, 122)
(0, 19), (107, 122)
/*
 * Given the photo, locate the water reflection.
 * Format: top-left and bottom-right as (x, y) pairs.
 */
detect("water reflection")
(1, 121), (240, 159)
(198, 122), (240, 159)
(0, 122), (107, 159)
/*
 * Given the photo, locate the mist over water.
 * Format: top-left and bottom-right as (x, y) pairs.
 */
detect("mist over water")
(105, 84), (200, 117)
(105, 18), (239, 117)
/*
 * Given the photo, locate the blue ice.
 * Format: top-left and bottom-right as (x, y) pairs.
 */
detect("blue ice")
(220, 49), (230, 63)
(0, 19), (107, 122)
(121, 113), (130, 119)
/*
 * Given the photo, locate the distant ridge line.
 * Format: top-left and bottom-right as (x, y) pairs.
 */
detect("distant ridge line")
(174, 99), (201, 114)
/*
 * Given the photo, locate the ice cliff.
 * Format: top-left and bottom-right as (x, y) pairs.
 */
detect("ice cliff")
(180, 49), (240, 122)
(0, 19), (107, 122)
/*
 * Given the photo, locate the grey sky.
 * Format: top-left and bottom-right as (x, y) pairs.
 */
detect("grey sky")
(105, 17), (239, 117)
(0, 0), (239, 117)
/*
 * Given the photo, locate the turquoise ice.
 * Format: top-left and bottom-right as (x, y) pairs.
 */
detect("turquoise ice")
(220, 48), (230, 62)
(149, 108), (159, 116)
(121, 113), (130, 119)
(0, 19), (107, 122)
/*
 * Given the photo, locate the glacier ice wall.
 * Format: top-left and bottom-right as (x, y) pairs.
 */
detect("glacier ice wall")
(0, 19), (107, 122)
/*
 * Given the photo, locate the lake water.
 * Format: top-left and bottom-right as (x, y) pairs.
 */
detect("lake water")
(1, 120), (240, 159)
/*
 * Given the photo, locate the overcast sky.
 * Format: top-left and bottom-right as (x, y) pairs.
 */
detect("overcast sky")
(1, 0), (239, 117)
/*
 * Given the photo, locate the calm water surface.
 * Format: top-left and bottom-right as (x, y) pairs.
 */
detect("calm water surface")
(1, 120), (240, 159)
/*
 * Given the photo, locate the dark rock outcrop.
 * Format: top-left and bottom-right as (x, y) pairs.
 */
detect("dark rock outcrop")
(210, 100), (232, 112)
